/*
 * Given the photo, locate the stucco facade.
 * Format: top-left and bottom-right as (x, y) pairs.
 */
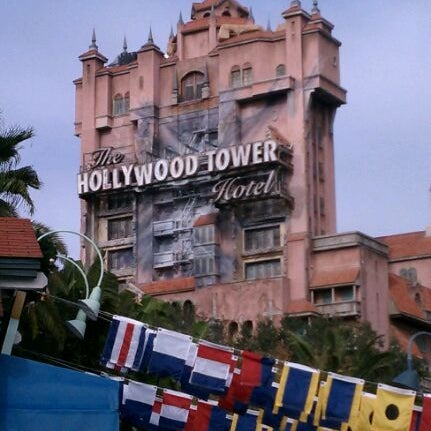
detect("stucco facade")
(74, 0), (431, 345)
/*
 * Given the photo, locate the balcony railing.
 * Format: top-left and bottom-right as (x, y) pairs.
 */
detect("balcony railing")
(314, 300), (361, 317)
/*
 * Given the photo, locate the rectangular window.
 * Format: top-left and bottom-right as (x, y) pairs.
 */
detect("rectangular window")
(242, 68), (253, 86)
(108, 217), (133, 240)
(231, 70), (241, 88)
(313, 289), (332, 305)
(244, 225), (280, 252)
(108, 248), (134, 270)
(194, 225), (215, 245)
(107, 193), (133, 211)
(245, 259), (281, 280)
(194, 256), (216, 276)
(335, 286), (354, 302)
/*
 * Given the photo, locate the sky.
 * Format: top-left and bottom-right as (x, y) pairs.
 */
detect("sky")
(1, 0), (430, 258)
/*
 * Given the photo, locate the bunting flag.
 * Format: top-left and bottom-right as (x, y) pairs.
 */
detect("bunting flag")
(371, 383), (416, 431)
(190, 340), (235, 393)
(349, 392), (376, 431)
(274, 362), (320, 421)
(241, 351), (275, 388)
(314, 372), (364, 430)
(219, 369), (252, 414)
(148, 398), (162, 430)
(100, 315), (145, 371)
(134, 328), (156, 373)
(147, 328), (192, 379)
(159, 389), (193, 430)
(410, 409), (421, 431)
(230, 411), (259, 431)
(192, 400), (230, 431)
(185, 404), (197, 431)
(419, 393), (431, 431)
(180, 343), (212, 400)
(120, 380), (157, 428)
(258, 405), (290, 430)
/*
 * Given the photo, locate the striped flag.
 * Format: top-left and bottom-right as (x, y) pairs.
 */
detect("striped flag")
(314, 372), (364, 429)
(100, 315), (145, 371)
(134, 328), (156, 373)
(274, 362), (320, 421)
(180, 342), (212, 400)
(121, 380), (157, 428)
(190, 340), (236, 394)
(147, 328), (192, 379)
(192, 400), (230, 431)
(159, 389), (193, 430)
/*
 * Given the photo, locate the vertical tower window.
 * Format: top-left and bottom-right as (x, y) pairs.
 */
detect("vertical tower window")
(231, 66), (241, 88)
(181, 72), (205, 102)
(242, 63), (253, 86)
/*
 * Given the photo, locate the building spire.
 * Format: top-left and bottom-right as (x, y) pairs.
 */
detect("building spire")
(147, 26), (154, 44)
(123, 36), (128, 52)
(249, 6), (255, 23)
(290, 0), (301, 7)
(266, 18), (272, 32)
(178, 11), (184, 25)
(169, 25), (174, 39)
(89, 28), (98, 50)
(311, 0), (320, 14)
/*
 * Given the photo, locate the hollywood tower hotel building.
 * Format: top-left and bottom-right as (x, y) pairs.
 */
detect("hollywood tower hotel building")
(75, 0), (375, 334)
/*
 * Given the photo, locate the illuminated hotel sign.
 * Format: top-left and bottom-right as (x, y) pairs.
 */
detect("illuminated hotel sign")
(78, 139), (285, 202)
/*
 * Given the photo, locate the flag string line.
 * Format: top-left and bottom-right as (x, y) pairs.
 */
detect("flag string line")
(31, 291), (420, 400)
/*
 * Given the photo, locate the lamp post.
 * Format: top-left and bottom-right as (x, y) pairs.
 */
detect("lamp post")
(393, 331), (431, 391)
(37, 230), (105, 324)
(55, 253), (90, 340)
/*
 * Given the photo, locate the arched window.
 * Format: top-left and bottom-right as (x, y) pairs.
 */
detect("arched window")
(242, 63), (253, 86)
(276, 64), (286, 77)
(228, 321), (239, 341)
(230, 65), (241, 88)
(222, 10), (231, 17)
(181, 71), (205, 102)
(203, 12), (210, 18)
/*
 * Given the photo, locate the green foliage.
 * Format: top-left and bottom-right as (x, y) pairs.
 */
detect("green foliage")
(0, 125), (42, 216)
(279, 316), (406, 383)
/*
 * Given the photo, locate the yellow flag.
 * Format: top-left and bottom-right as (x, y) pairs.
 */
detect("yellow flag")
(350, 392), (376, 431)
(371, 383), (415, 431)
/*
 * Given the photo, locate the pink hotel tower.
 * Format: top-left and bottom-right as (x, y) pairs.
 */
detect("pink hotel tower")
(74, 0), (431, 347)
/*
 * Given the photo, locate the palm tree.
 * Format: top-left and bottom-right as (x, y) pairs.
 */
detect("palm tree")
(0, 125), (42, 216)
(280, 316), (405, 383)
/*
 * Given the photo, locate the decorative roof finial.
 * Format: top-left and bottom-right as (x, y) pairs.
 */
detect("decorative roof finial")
(123, 36), (128, 52)
(210, 4), (215, 16)
(147, 26), (154, 44)
(178, 11), (184, 25)
(169, 25), (174, 39)
(249, 7), (255, 23)
(89, 28), (98, 50)
(290, 0), (301, 7)
(311, 0), (320, 14)
(266, 18), (272, 32)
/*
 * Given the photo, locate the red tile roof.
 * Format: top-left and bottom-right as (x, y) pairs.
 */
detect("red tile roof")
(139, 277), (196, 295)
(193, 213), (218, 227)
(388, 273), (423, 319)
(0, 218), (42, 258)
(286, 298), (318, 315)
(379, 231), (431, 260)
(310, 267), (360, 288)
